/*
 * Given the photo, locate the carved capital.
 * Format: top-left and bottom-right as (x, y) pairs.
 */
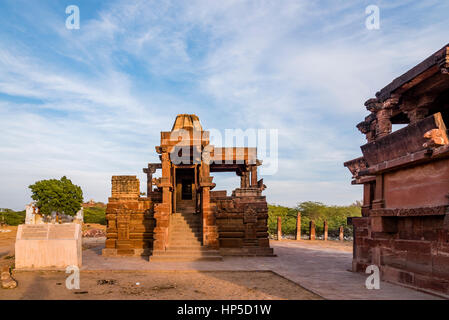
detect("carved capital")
(364, 98), (382, 112)
(356, 121), (371, 134)
(155, 146), (168, 154)
(382, 95), (400, 109)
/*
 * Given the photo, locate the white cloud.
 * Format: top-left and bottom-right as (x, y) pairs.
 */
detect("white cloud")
(0, 0), (448, 209)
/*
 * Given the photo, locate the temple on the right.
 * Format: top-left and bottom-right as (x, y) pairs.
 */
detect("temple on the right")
(344, 44), (449, 295)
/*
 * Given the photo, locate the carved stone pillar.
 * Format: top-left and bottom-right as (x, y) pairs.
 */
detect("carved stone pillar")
(376, 97), (398, 139)
(243, 208), (258, 246)
(372, 174), (384, 209)
(161, 153), (171, 205)
(362, 182), (373, 216)
(200, 162), (218, 249)
(153, 150), (172, 251)
(376, 108), (392, 138)
(250, 166), (258, 187)
(239, 171), (250, 188)
(143, 164), (157, 196)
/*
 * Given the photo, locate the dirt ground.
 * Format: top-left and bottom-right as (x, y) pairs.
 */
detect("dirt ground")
(0, 270), (321, 300)
(0, 226), (16, 270)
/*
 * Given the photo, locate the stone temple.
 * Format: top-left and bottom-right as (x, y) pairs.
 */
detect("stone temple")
(345, 44), (449, 295)
(103, 114), (273, 261)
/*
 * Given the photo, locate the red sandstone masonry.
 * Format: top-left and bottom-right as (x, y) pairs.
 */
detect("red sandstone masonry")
(345, 44), (449, 295)
(104, 115), (273, 258)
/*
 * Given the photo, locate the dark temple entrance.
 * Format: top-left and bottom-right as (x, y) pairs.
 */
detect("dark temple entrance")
(174, 167), (196, 213)
(181, 178), (192, 200)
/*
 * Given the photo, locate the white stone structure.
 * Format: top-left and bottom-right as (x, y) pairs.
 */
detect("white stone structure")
(25, 203), (44, 225)
(15, 223), (82, 269)
(74, 207), (84, 224)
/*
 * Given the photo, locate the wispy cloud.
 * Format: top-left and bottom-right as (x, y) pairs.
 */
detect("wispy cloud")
(0, 0), (448, 209)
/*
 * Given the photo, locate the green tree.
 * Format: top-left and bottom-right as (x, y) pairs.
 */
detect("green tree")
(268, 201), (362, 238)
(84, 206), (107, 225)
(28, 176), (83, 216)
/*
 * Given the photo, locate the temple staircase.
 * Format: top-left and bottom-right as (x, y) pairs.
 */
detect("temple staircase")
(149, 205), (222, 262)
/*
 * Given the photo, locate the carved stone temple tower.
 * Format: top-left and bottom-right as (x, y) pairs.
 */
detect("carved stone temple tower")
(103, 114), (274, 261)
(345, 44), (449, 295)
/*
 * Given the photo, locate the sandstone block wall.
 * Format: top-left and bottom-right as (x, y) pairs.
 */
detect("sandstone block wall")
(212, 188), (273, 256)
(103, 176), (156, 256)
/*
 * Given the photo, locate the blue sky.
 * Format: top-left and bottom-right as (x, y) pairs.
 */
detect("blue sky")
(0, 0), (448, 210)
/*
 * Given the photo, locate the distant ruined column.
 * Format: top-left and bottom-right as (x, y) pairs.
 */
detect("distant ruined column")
(339, 226), (344, 241)
(296, 212), (301, 240)
(323, 220), (328, 241)
(143, 164), (157, 196)
(309, 220), (315, 240)
(277, 216), (282, 241)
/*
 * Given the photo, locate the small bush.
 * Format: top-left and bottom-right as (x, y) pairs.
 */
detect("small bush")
(0, 209), (26, 226)
(83, 206), (106, 225)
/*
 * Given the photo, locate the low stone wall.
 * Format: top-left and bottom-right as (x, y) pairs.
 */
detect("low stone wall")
(212, 188), (274, 256)
(103, 176), (156, 256)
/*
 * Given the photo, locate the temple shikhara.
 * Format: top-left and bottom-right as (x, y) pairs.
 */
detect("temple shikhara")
(345, 44), (449, 294)
(103, 114), (273, 261)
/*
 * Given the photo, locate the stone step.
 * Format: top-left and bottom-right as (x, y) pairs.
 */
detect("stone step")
(173, 214), (197, 218)
(170, 229), (201, 234)
(170, 223), (202, 228)
(170, 229), (202, 235)
(171, 215), (201, 220)
(170, 221), (201, 227)
(166, 245), (208, 251)
(169, 239), (202, 246)
(169, 235), (202, 242)
(149, 255), (223, 262)
(170, 223), (201, 228)
(173, 210), (196, 214)
(152, 250), (220, 256)
(171, 216), (200, 222)
(170, 220), (201, 226)
(169, 231), (202, 238)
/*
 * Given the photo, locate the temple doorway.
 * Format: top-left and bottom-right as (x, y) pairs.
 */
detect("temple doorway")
(175, 167), (196, 213)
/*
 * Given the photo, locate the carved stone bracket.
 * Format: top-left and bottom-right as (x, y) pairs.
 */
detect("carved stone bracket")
(423, 128), (449, 148)
(343, 157), (368, 179)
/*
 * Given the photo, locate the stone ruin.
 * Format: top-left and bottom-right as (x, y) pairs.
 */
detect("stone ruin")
(103, 114), (274, 260)
(345, 44), (449, 295)
(25, 202), (83, 225)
